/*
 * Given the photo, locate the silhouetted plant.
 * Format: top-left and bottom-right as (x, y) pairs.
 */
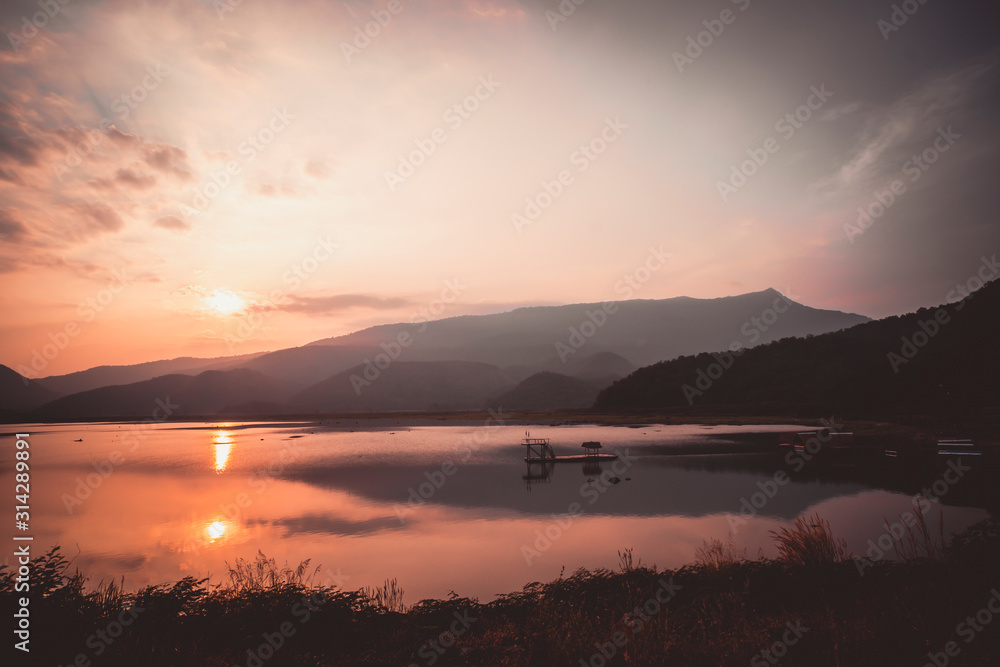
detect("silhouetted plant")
(360, 577), (407, 613)
(694, 537), (746, 570)
(770, 512), (850, 567)
(884, 502), (946, 562)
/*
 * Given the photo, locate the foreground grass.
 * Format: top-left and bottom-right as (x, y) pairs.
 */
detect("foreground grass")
(4, 517), (999, 666)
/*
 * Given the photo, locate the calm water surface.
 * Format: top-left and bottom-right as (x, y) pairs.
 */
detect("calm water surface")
(3, 421), (990, 603)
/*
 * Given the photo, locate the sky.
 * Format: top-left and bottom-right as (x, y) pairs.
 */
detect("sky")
(1, 0), (998, 377)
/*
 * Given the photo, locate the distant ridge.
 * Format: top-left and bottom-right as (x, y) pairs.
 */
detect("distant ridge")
(17, 290), (873, 419)
(35, 369), (293, 420)
(491, 372), (605, 411)
(35, 353), (263, 396)
(595, 280), (1000, 419)
(305, 289), (870, 370)
(27, 290), (868, 398)
(0, 365), (58, 412)
(291, 361), (513, 412)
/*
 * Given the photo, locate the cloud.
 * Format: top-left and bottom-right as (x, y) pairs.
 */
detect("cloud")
(252, 183), (295, 197)
(272, 294), (414, 315)
(462, 0), (527, 21)
(91, 166), (158, 191)
(153, 215), (190, 232)
(0, 210), (29, 241)
(819, 62), (996, 192)
(68, 202), (126, 237)
(20, 254), (116, 280)
(141, 143), (193, 181)
(304, 159), (328, 178)
(0, 99), (56, 185)
(246, 513), (401, 538)
(74, 552), (148, 572)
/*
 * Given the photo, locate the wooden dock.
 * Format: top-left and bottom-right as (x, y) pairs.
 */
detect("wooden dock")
(525, 453), (618, 463)
(520, 435), (618, 463)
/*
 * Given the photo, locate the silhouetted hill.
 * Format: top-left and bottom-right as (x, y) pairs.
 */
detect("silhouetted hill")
(491, 372), (604, 411)
(35, 369), (292, 419)
(34, 354), (261, 396)
(0, 364), (59, 411)
(559, 350), (637, 382)
(21, 290), (867, 410)
(306, 290), (869, 370)
(291, 361), (513, 412)
(595, 280), (1000, 419)
(237, 345), (381, 389)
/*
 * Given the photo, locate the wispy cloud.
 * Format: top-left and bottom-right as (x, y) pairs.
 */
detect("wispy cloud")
(817, 62), (995, 193)
(153, 215), (191, 233)
(271, 294), (415, 316)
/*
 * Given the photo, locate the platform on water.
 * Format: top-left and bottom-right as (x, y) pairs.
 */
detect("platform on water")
(520, 435), (617, 463)
(525, 453), (618, 463)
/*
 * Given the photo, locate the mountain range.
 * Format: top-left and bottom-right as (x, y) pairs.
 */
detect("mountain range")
(596, 280), (999, 421)
(0, 289), (872, 419)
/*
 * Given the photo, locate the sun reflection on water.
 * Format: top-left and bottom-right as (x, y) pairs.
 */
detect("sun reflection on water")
(212, 430), (233, 472)
(207, 521), (228, 540)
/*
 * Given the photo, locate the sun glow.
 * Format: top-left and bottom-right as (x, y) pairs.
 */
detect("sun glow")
(202, 289), (247, 317)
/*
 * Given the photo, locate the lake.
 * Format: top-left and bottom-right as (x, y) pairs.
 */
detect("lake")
(3, 420), (991, 603)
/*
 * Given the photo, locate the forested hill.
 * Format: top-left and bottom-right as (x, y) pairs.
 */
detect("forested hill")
(594, 280), (999, 420)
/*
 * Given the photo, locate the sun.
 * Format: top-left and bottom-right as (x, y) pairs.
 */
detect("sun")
(202, 289), (247, 316)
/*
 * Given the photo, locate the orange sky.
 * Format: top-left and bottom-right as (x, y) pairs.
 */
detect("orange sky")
(1, 0), (998, 376)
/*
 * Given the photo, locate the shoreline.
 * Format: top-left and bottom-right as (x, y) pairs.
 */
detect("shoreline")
(8, 515), (999, 665)
(5, 408), (992, 444)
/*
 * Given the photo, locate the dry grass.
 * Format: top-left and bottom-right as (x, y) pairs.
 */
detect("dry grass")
(617, 547), (643, 573)
(694, 537), (747, 570)
(360, 577), (407, 613)
(5, 517), (999, 666)
(223, 550), (319, 595)
(770, 512), (850, 567)
(885, 502), (946, 561)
